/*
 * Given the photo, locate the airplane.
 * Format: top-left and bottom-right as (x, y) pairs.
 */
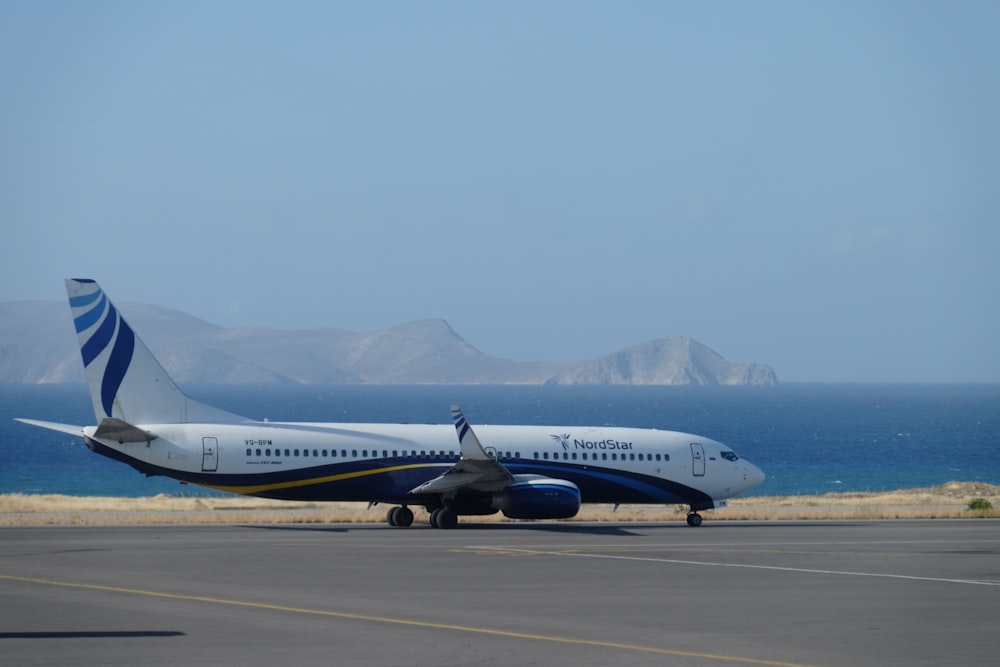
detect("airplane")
(16, 279), (765, 529)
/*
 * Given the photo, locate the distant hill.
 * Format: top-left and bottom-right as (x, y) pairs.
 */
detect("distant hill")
(0, 301), (778, 386)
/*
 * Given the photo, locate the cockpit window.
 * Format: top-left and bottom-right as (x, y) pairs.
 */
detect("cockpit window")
(720, 451), (739, 462)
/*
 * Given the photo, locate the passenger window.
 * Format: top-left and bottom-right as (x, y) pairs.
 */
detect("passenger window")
(294, 449), (300, 457)
(303, 449), (309, 457)
(246, 448), (251, 456)
(266, 449), (271, 456)
(256, 448), (262, 456)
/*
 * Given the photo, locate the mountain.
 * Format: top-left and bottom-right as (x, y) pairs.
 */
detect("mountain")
(543, 337), (777, 386)
(0, 301), (777, 385)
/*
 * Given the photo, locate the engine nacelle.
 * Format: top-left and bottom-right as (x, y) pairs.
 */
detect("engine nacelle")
(493, 476), (581, 520)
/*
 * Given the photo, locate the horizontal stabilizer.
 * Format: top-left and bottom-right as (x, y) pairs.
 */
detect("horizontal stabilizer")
(93, 418), (157, 443)
(14, 418), (84, 437)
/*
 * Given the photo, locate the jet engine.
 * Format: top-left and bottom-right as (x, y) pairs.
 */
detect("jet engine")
(493, 476), (581, 519)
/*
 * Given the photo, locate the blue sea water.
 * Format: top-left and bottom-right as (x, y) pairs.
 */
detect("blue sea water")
(2, 383), (998, 498)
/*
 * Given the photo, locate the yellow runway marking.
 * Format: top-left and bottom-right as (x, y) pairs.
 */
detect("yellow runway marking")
(0, 574), (818, 667)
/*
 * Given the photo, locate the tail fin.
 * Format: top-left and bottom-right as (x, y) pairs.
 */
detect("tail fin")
(66, 279), (247, 425)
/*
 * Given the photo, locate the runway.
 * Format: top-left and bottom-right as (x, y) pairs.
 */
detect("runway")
(2, 520), (998, 666)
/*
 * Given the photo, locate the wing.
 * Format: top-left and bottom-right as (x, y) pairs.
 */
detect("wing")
(408, 406), (514, 495)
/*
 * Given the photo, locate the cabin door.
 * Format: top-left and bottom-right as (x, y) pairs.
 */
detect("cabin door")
(690, 443), (705, 476)
(202, 437), (219, 472)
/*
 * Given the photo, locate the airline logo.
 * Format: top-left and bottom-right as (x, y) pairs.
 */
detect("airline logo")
(69, 280), (135, 417)
(550, 433), (634, 451)
(551, 433), (571, 450)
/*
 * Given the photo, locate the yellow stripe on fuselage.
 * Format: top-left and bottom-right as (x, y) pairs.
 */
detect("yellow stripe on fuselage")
(203, 463), (441, 495)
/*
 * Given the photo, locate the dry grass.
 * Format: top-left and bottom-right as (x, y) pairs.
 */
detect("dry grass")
(1, 482), (998, 526)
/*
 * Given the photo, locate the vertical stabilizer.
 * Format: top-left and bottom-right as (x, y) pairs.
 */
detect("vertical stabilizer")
(66, 279), (247, 425)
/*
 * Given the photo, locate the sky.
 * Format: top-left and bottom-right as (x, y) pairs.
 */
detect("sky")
(2, 1), (998, 382)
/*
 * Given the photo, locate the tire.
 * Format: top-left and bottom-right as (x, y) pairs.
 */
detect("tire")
(436, 507), (459, 530)
(395, 506), (414, 527)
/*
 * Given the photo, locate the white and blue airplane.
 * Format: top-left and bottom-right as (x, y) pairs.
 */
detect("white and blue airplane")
(17, 279), (765, 529)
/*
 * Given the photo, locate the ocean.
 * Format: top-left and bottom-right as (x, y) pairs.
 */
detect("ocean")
(2, 383), (998, 498)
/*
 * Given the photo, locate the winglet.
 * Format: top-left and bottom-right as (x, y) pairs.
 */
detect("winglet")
(408, 406), (511, 495)
(450, 405), (492, 461)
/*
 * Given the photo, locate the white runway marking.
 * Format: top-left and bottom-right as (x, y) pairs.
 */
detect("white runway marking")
(467, 542), (1000, 587)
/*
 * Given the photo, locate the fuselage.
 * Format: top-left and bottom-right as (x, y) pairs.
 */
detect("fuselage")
(84, 421), (765, 509)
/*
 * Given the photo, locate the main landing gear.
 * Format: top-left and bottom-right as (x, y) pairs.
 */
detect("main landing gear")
(429, 507), (458, 530)
(686, 512), (703, 527)
(385, 505), (460, 529)
(386, 506), (414, 527)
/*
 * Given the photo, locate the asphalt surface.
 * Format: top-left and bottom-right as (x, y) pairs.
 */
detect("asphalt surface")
(1, 519), (998, 666)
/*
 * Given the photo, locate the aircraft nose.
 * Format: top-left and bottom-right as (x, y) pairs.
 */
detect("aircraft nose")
(744, 462), (766, 491)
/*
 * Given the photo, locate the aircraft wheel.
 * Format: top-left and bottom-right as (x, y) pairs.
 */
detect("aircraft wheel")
(395, 506), (414, 527)
(429, 508), (441, 528)
(387, 507), (399, 526)
(686, 512), (703, 527)
(436, 507), (459, 530)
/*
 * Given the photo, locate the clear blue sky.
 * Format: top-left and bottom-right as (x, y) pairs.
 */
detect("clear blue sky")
(2, 1), (998, 382)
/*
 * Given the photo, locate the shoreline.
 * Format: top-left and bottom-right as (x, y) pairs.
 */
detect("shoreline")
(2, 481), (997, 526)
